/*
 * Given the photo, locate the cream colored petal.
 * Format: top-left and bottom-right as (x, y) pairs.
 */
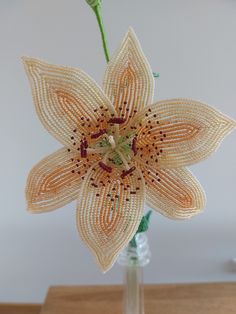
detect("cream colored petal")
(137, 161), (206, 219)
(103, 28), (154, 129)
(26, 148), (100, 212)
(77, 165), (145, 272)
(23, 57), (116, 150)
(131, 99), (236, 167)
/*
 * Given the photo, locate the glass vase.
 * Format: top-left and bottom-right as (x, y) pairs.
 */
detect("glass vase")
(117, 233), (151, 314)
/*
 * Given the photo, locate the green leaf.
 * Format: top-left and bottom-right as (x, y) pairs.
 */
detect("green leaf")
(129, 211), (152, 248)
(136, 210), (152, 233)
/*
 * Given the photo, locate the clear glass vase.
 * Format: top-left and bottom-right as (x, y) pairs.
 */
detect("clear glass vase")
(117, 233), (151, 314)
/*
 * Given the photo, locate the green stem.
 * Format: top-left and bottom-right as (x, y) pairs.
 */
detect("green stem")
(93, 6), (110, 62)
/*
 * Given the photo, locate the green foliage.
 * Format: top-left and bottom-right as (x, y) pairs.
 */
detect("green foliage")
(153, 72), (160, 78)
(129, 210), (152, 248)
(136, 210), (152, 233)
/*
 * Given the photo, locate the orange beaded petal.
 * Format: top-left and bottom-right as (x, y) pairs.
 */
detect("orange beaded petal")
(103, 28), (154, 129)
(137, 162), (206, 219)
(26, 148), (101, 212)
(22, 57), (116, 149)
(77, 165), (145, 272)
(130, 99), (236, 168)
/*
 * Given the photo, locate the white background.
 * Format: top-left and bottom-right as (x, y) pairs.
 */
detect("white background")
(0, 0), (236, 302)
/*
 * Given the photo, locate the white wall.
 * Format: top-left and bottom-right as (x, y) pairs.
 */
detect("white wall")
(0, 0), (236, 303)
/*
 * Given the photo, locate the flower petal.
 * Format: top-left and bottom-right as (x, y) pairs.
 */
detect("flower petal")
(77, 165), (145, 272)
(26, 148), (100, 212)
(23, 57), (116, 149)
(137, 162), (206, 219)
(131, 99), (236, 167)
(103, 28), (154, 129)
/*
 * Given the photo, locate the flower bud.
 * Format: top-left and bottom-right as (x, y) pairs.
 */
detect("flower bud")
(86, 0), (102, 9)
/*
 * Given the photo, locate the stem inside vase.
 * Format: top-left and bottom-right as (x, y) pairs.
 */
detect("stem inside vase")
(124, 262), (144, 314)
(118, 233), (150, 314)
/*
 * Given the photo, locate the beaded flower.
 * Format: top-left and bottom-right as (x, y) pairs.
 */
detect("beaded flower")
(23, 29), (235, 272)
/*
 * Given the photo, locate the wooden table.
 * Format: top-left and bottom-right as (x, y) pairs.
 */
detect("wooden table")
(1, 283), (236, 314)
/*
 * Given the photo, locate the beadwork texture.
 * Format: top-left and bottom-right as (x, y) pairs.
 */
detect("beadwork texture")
(23, 28), (236, 272)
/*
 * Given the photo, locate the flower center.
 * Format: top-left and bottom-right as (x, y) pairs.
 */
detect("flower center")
(94, 133), (134, 168)
(72, 115), (138, 174)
